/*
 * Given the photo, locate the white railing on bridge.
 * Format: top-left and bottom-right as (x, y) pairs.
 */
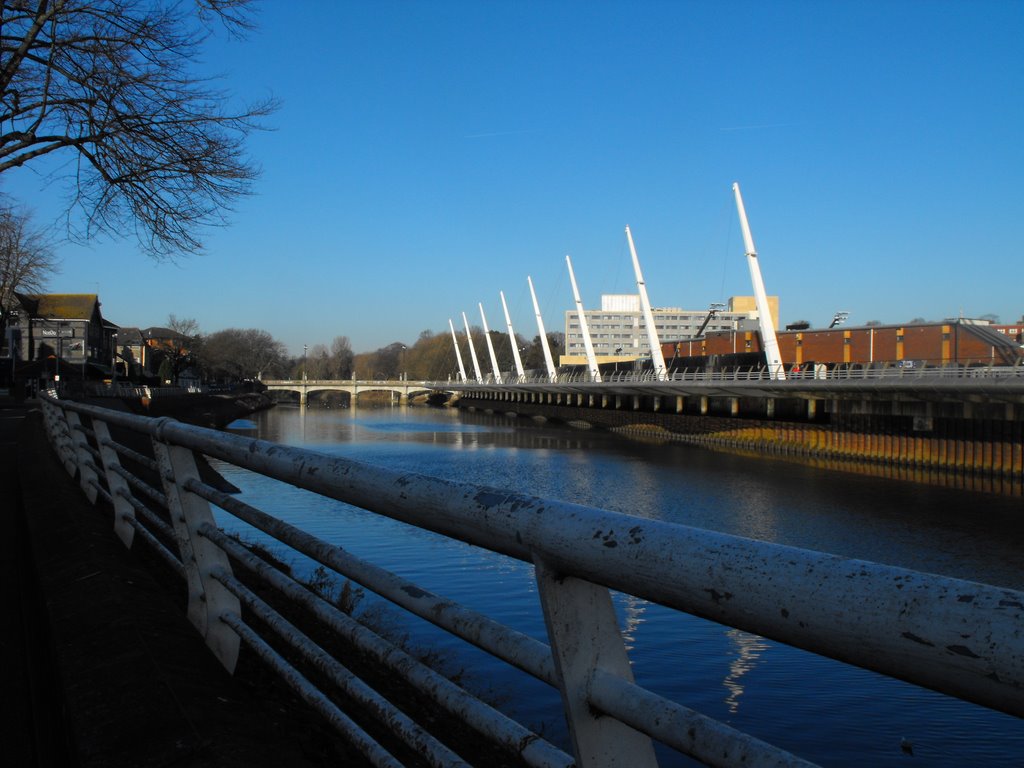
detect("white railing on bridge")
(38, 394), (1024, 767)
(440, 361), (1024, 388)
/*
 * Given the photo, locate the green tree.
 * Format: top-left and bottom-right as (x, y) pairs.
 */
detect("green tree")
(523, 332), (563, 373)
(157, 356), (174, 385)
(0, 0), (276, 257)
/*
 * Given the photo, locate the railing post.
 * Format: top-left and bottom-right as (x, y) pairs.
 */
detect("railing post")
(534, 558), (658, 768)
(92, 420), (137, 547)
(41, 398), (78, 477)
(152, 424), (241, 672)
(65, 411), (99, 503)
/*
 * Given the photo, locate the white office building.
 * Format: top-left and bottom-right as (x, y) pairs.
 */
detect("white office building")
(562, 294), (778, 362)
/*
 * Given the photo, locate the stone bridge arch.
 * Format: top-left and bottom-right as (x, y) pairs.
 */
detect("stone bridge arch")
(261, 379), (441, 406)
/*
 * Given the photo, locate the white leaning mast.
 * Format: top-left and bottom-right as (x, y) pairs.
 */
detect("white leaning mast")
(478, 302), (502, 384)
(565, 254), (602, 382)
(461, 311), (484, 383)
(732, 182), (786, 381)
(527, 275), (558, 381)
(448, 318), (467, 382)
(500, 290), (525, 379)
(625, 226), (667, 380)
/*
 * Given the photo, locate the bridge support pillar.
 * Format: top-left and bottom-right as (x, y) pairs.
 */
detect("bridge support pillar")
(676, 395), (684, 414)
(615, 395), (622, 410)
(807, 399), (817, 420)
(633, 395), (641, 411)
(602, 395), (609, 409)
(653, 396), (661, 413)
(299, 389), (307, 406)
(730, 397), (739, 417)
(700, 396), (709, 415)
(766, 398), (776, 418)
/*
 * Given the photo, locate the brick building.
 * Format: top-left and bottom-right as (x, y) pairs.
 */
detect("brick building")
(661, 320), (1023, 369)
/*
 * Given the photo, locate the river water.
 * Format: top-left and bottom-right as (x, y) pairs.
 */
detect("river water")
(215, 403), (1024, 767)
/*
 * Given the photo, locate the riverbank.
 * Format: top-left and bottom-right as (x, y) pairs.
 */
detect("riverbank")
(134, 390), (276, 428)
(456, 395), (1024, 497)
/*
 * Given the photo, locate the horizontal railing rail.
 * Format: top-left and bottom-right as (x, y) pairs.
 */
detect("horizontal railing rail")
(38, 394), (1024, 767)
(435, 361), (1024, 388)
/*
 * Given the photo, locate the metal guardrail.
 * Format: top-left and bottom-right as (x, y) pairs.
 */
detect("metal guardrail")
(440, 362), (1024, 387)
(38, 394), (1024, 767)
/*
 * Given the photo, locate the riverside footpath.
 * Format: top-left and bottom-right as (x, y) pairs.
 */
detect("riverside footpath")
(0, 398), (367, 767)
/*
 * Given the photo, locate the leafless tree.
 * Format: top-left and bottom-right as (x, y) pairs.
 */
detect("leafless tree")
(156, 313), (199, 383)
(0, 205), (58, 346)
(329, 335), (353, 378)
(0, 0), (277, 258)
(201, 326), (286, 381)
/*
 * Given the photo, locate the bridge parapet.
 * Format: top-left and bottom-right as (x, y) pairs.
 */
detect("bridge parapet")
(261, 379), (439, 405)
(427, 363), (1024, 404)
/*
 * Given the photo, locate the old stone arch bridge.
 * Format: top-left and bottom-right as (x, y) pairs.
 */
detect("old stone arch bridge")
(260, 378), (439, 405)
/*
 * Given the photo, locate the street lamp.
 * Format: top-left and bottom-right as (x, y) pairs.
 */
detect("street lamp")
(400, 345), (407, 381)
(302, 344), (307, 381)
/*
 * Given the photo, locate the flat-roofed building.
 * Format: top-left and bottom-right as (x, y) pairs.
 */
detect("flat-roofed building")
(562, 294), (777, 365)
(660, 319), (1024, 369)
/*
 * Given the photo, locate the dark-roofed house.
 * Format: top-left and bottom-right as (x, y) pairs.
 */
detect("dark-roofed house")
(10, 293), (115, 392)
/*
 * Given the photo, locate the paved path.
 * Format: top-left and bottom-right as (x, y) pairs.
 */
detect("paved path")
(1, 401), (364, 767)
(1, 398), (74, 766)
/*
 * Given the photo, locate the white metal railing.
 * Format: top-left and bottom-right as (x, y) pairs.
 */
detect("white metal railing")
(437, 361), (1024, 388)
(38, 394), (1024, 768)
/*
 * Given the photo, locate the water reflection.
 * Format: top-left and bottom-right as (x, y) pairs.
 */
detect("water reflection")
(616, 432), (1024, 498)
(618, 594), (649, 653)
(220, 404), (1024, 767)
(722, 629), (771, 715)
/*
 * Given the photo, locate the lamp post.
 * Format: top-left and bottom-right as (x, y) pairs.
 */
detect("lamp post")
(302, 344), (307, 382)
(400, 345), (407, 381)
(55, 320), (63, 391)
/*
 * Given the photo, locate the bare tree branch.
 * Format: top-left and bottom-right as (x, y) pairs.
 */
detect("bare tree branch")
(0, 203), (60, 346)
(0, 0), (277, 258)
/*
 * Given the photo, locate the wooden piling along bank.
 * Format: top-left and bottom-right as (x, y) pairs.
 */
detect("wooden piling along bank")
(456, 396), (1024, 497)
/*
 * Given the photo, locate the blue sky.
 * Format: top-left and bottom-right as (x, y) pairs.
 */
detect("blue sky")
(4, 0), (1022, 355)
